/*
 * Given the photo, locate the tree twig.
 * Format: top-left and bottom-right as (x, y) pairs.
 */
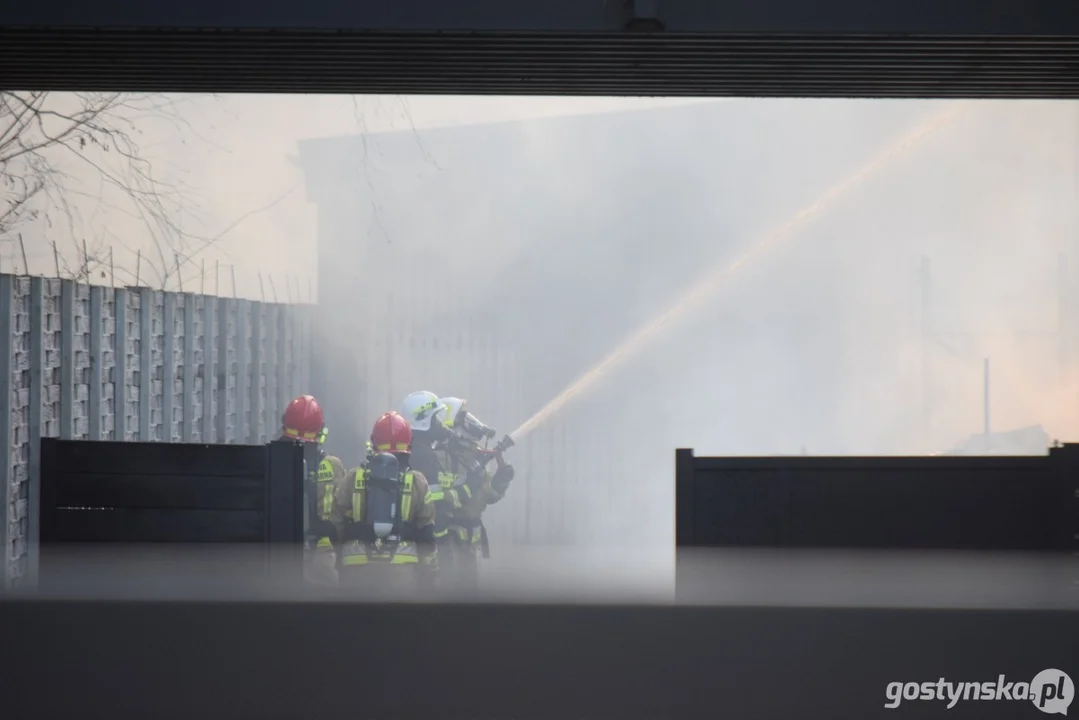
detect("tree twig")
(18, 233), (28, 276)
(0, 91), (220, 282)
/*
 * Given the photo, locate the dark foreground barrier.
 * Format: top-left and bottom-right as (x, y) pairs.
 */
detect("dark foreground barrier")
(0, 599), (1075, 720)
(676, 445), (1079, 551)
(36, 438), (305, 588)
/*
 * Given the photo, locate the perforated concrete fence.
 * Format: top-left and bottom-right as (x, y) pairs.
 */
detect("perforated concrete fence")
(0, 274), (313, 587)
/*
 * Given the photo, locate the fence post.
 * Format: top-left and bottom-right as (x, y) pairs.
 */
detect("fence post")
(182, 293), (195, 443)
(249, 302), (262, 444)
(276, 305), (288, 415)
(88, 286), (103, 441)
(59, 280), (75, 440)
(290, 308), (300, 400)
(235, 300), (248, 444)
(264, 304), (276, 433)
(263, 304), (275, 433)
(138, 288), (152, 442)
(0, 275), (12, 588)
(675, 448), (696, 547)
(216, 298), (229, 443)
(163, 293), (176, 443)
(265, 440), (305, 583)
(203, 296), (217, 444)
(25, 277), (44, 588)
(114, 289), (128, 441)
(299, 305), (310, 395)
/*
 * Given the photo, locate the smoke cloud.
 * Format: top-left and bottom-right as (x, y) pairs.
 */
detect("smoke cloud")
(8, 94), (1079, 597)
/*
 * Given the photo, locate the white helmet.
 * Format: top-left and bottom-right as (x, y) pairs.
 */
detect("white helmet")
(441, 397), (467, 429)
(440, 396), (497, 441)
(401, 390), (446, 433)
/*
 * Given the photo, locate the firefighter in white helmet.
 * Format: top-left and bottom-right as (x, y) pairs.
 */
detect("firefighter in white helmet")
(400, 390), (515, 595)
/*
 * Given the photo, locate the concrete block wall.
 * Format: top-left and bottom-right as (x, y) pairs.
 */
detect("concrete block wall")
(0, 275), (313, 587)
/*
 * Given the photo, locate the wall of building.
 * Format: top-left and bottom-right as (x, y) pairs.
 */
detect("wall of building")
(298, 102), (1079, 554)
(0, 274), (313, 587)
(297, 101), (937, 552)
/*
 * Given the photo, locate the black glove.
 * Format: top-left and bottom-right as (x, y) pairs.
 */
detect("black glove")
(307, 518), (338, 545)
(491, 464), (515, 495)
(338, 521), (375, 543)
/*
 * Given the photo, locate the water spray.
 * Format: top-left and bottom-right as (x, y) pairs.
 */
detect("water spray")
(510, 104), (967, 443)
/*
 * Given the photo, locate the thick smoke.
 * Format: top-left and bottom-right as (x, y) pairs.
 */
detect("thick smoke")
(297, 99), (1079, 597)
(9, 94), (1079, 599)
(6, 94), (701, 298)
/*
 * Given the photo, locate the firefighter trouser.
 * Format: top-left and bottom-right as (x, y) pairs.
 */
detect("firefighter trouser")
(436, 525), (482, 595)
(303, 543), (338, 587)
(336, 538), (435, 598)
(337, 560), (428, 599)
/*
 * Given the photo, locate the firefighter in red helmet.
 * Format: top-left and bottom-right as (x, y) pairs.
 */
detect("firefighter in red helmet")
(330, 412), (438, 597)
(281, 394), (347, 587)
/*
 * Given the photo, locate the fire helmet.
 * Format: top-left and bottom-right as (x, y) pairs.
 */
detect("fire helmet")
(401, 390), (446, 433)
(282, 395), (325, 443)
(371, 411), (412, 454)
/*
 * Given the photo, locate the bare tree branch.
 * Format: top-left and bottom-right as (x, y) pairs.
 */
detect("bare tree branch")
(0, 91), (217, 285)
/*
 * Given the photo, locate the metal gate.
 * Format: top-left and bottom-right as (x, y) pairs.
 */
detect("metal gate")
(35, 438), (304, 591)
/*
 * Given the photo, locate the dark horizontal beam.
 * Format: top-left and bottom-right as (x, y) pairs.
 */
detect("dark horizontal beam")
(41, 438), (266, 476)
(5, 30), (1079, 97)
(689, 455), (1049, 470)
(0, 598), (1075, 720)
(4, 0), (1079, 35)
(42, 508), (266, 543)
(48, 474), (265, 511)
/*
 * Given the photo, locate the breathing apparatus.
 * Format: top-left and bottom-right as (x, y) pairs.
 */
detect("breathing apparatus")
(451, 431), (516, 479)
(456, 409), (497, 444)
(417, 397), (515, 483)
(364, 452), (403, 544)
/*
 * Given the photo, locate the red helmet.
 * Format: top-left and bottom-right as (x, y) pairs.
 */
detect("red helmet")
(371, 411), (412, 455)
(282, 395), (325, 443)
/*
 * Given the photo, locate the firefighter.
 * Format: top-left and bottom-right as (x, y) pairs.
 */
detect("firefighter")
(440, 396), (515, 505)
(330, 412), (438, 597)
(281, 394), (347, 587)
(400, 391), (515, 595)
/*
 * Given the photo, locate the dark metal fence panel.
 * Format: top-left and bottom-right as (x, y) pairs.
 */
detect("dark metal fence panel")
(676, 447), (1079, 551)
(36, 437), (304, 586)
